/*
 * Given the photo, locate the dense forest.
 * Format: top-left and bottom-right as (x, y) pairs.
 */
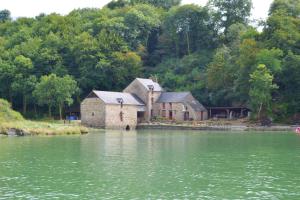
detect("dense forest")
(0, 0), (299, 122)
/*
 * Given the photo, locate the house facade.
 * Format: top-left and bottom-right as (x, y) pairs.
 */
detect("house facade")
(81, 78), (207, 129)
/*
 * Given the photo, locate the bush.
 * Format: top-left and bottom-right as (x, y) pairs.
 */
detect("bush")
(0, 99), (24, 122)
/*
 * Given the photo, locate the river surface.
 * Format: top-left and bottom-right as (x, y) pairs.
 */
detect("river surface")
(1, 130), (300, 199)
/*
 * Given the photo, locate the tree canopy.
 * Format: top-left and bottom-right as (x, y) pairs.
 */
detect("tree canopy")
(0, 0), (299, 122)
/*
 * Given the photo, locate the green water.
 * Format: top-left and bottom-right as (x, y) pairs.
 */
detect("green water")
(1, 130), (300, 199)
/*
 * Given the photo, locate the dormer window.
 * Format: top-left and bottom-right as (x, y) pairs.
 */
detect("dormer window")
(117, 98), (124, 108)
(147, 85), (154, 94)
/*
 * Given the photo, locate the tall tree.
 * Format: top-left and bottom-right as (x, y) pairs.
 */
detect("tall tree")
(33, 74), (78, 119)
(0, 10), (11, 23)
(208, 0), (252, 33)
(249, 64), (278, 120)
(162, 4), (216, 57)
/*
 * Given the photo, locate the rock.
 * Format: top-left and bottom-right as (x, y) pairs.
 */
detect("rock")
(6, 128), (28, 136)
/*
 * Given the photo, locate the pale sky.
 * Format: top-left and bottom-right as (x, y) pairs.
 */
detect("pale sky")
(1, 0), (273, 20)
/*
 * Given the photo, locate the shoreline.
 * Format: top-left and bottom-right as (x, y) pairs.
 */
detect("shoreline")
(136, 124), (296, 132)
(0, 120), (88, 136)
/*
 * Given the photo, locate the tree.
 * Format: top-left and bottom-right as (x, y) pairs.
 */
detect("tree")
(263, 0), (300, 54)
(123, 4), (161, 49)
(107, 0), (181, 9)
(162, 4), (216, 57)
(0, 10), (11, 23)
(208, 0), (252, 33)
(33, 74), (78, 119)
(278, 52), (300, 116)
(11, 75), (37, 114)
(206, 46), (235, 105)
(131, 0), (181, 9)
(249, 64), (278, 120)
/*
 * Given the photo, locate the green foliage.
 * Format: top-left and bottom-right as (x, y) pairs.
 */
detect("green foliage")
(208, 0), (252, 32)
(107, 0), (181, 9)
(161, 4), (217, 57)
(0, 99), (24, 122)
(249, 64), (278, 119)
(33, 74), (78, 119)
(256, 48), (283, 73)
(0, 10), (11, 23)
(0, 0), (298, 123)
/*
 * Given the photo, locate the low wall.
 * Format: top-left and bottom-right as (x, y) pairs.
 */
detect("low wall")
(137, 124), (295, 131)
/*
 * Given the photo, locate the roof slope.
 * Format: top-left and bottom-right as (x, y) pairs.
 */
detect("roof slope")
(157, 92), (190, 103)
(92, 91), (145, 106)
(185, 100), (207, 112)
(136, 78), (163, 92)
(157, 92), (207, 112)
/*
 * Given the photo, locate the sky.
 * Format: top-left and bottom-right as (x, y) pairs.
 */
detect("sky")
(1, 0), (273, 20)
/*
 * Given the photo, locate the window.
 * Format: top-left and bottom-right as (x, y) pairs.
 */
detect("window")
(147, 85), (154, 90)
(169, 103), (172, 109)
(151, 97), (154, 105)
(162, 103), (166, 109)
(162, 110), (166, 118)
(120, 111), (123, 122)
(151, 109), (153, 118)
(117, 98), (124, 108)
(92, 112), (95, 116)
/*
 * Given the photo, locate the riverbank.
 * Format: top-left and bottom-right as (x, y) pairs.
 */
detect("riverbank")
(0, 99), (88, 136)
(0, 120), (89, 136)
(137, 121), (296, 132)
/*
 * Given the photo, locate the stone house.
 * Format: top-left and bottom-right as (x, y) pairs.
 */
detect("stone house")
(80, 91), (145, 129)
(81, 78), (207, 129)
(153, 92), (207, 121)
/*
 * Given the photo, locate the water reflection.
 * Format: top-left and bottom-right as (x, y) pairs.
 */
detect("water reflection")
(0, 131), (300, 199)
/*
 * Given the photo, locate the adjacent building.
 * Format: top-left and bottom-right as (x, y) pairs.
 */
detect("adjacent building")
(81, 78), (208, 129)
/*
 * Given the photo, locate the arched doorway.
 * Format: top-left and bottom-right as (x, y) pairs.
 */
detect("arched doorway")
(126, 125), (130, 131)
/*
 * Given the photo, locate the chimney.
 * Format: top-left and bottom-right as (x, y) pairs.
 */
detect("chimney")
(149, 75), (158, 83)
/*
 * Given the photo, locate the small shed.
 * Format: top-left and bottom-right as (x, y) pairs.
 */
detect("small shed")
(207, 107), (251, 119)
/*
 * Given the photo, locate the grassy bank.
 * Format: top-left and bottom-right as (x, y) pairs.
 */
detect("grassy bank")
(0, 99), (88, 136)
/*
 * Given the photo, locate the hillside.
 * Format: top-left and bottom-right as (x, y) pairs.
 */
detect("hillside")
(0, 99), (24, 122)
(0, 99), (87, 135)
(0, 0), (299, 122)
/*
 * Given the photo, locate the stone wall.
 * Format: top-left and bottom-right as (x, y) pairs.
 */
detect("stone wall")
(153, 102), (208, 121)
(123, 79), (148, 103)
(81, 98), (105, 127)
(153, 102), (185, 121)
(105, 104), (138, 130)
(123, 79), (161, 121)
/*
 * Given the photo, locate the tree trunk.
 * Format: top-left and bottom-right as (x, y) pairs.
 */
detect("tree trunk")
(34, 104), (37, 118)
(23, 95), (27, 114)
(59, 104), (62, 120)
(9, 89), (13, 107)
(186, 31), (190, 55)
(258, 102), (263, 120)
(48, 106), (52, 118)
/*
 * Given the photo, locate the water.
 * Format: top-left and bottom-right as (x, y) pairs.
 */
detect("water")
(1, 130), (300, 199)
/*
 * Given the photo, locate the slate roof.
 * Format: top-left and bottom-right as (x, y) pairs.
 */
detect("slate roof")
(92, 91), (145, 106)
(157, 92), (207, 112)
(136, 78), (163, 92)
(185, 100), (207, 112)
(157, 92), (190, 103)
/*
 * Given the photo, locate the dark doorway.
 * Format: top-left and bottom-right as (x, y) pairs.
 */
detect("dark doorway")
(126, 125), (130, 131)
(184, 112), (189, 121)
(169, 111), (173, 120)
(137, 111), (145, 123)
